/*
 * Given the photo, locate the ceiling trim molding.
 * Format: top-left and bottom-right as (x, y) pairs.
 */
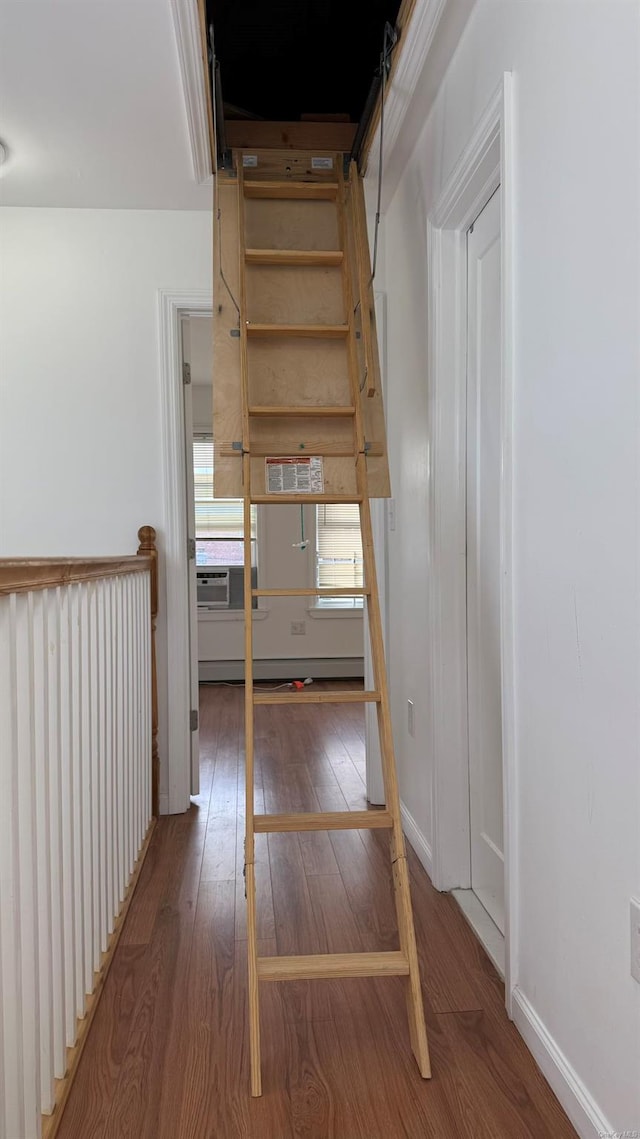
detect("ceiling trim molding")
(170, 0), (212, 185)
(366, 0), (447, 173)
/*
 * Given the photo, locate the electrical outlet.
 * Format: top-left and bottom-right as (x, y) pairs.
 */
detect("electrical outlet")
(631, 898), (640, 984)
(407, 699), (415, 737)
(290, 621), (306, 636)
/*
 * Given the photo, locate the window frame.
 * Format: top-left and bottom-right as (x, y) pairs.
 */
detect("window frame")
(193, 432), (258, 569)
(308, 502), (365, 618)
(192, 432), (266, 619)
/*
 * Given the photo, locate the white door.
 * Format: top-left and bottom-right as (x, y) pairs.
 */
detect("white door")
(181, 318), (200, 797)
(466, 188), (504, 932)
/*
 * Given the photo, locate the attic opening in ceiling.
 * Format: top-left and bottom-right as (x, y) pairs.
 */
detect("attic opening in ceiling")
(206, 0), (403, 154)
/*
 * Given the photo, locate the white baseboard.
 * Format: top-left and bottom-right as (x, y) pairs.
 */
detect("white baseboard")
(400, 800), (433, 881)
(512, 988), (614, 1139)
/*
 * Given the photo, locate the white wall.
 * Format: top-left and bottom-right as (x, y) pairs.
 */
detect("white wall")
(0, 206), (213, 812)
(186, 319), (364, 668)
(375, 0), (640, 1133)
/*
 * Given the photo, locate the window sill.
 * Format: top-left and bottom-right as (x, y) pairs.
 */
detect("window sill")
(197, 608), (268, 622)
(307, 606), (364, 620)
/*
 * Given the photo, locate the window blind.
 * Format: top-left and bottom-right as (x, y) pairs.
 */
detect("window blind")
(193, 436), (256, 538)
(316, 504), (363, 604)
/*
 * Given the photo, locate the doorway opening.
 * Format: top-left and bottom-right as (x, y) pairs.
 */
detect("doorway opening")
(451, 185), (505, 974)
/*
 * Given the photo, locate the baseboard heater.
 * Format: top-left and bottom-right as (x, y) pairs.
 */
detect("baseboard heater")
(199, 657), (364, 683)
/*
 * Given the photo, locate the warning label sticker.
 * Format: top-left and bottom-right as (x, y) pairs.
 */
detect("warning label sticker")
(266, 456), (324, 494)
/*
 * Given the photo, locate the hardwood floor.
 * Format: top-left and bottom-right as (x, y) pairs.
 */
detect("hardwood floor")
(57, 682), (577, 1139)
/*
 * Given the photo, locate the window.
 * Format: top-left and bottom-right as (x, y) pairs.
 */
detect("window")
(315, 504), (363, 609)
(193, 435), (256, 567)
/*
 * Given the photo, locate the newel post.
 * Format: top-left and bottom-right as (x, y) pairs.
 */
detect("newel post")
(137, 525), (159, 817)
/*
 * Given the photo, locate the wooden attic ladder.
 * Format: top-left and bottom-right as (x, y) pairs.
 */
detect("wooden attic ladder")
(214, 150), (430, 1096)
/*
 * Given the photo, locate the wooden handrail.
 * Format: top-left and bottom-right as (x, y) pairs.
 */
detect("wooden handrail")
(0, 556), (150, 596)
(137, 525), (159, 817)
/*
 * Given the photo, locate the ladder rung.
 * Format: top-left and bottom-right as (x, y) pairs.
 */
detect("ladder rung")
(257, 951), (410, 982)
(250, 494), (363, 505)
(220, 442), (383, 458)
(254, 809), (392, 833)
(253, 690), (380, 706)
(248, 405), (355, 418)
(243, 181), (339, 201)
(245, 249), (343, 266)
(252, 588), (369, 597)
(247, 323), (349, 339)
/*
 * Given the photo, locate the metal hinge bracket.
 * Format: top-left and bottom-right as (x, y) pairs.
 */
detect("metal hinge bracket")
(187, 537), (196, 560)
(183, 362), (191, 385)
(190, 709), (199, 732)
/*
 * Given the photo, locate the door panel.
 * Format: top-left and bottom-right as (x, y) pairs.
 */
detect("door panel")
(466, 188), (504, 933)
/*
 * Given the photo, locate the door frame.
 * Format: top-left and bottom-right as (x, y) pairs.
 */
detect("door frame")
(180, 317), (201, 798)
(365, 290), (388, 806)
(426, 75), (517, 1011)
(158, 288), (212, 814)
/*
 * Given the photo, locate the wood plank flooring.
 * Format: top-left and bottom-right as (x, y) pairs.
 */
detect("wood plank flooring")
(56, 681), (577, 1139)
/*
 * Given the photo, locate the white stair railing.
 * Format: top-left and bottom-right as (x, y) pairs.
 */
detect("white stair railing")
(0, 528), (158, 1139)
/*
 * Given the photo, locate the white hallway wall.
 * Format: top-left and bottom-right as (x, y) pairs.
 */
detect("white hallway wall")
(0, 206), (213, 812)
(189, 324), (363, 664)
(375, 0), (639, 1134)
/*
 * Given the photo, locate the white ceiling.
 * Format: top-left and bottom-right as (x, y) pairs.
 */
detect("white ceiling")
(0, 0), (212, 209)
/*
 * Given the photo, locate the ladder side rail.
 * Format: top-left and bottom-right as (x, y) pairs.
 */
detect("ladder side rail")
(243, 455), (261, 1097)
(338, 164), (397, 820)
(348, 160), (376, 399)
(237, 158), (251, 449)
(237, 156), (262, 1097)
(336, 164), (366, 458)
(355, 473), (404, 847)
(357, 451), (431, 1082)
(344, 159), (432, 1080)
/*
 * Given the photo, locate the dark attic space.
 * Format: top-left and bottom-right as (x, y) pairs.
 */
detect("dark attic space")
(207, 0), (403, 126)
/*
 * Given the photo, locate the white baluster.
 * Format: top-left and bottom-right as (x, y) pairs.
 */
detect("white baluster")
(59, 584), (76, 1048)
(0, 597), (20, 1139)
(105, 578), (115, 933)
(97, 579), (108, 954)
(132, 575), (140, 861)
(45, 588), (66, 1080)
(15, 593), (41, 1137)
(80, 582), (93, 999)
(115, 575), (125, 904)
(89, 582), (101, 976)
(69, 583), (85, 1022)
(143, 573), (152, 822)
(124, 575), (133, 882)
(32, 590), (54, 1113)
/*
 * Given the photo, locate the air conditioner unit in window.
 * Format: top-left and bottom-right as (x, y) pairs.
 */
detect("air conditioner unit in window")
(196, 569), (230, 609)
(197, 566), (258, 610)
